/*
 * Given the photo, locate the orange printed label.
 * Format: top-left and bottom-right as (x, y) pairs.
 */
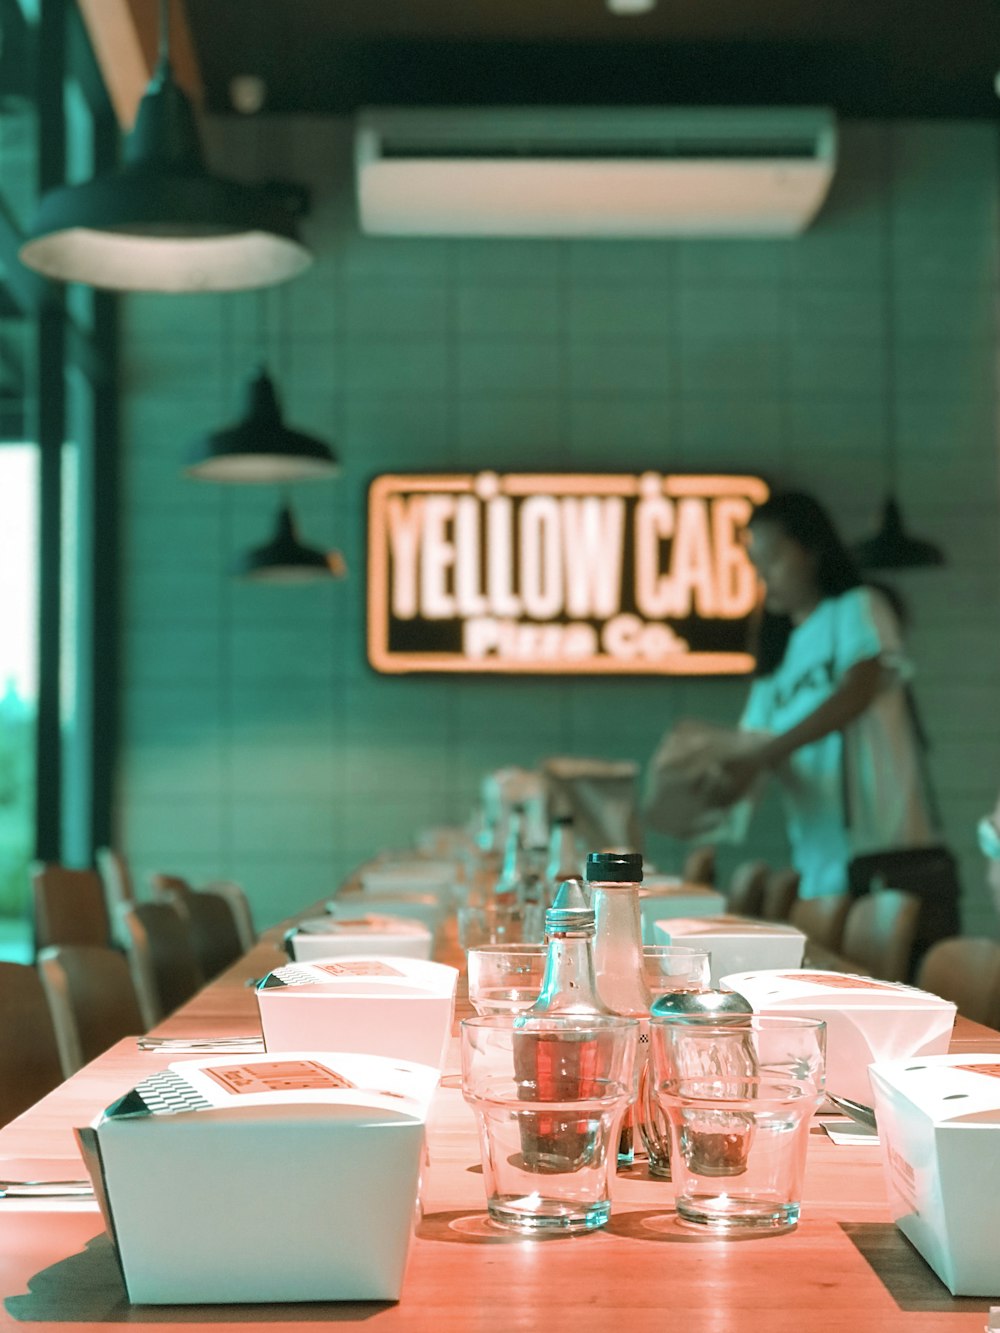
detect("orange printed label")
(330, 915), (398, 930)
(204, 1060), (356, 1096)
(953, 1063), (1000, 1081)
(315, 961), (406, 978)
(778, 973), (900, 992)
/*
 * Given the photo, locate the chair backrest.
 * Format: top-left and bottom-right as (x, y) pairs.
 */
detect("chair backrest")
(118, 902), (205, 1028)
(0, 962), (64, 1126)
(204, 879), (257, 953)
(726, 860), (769, 917)
(916, 937), (1000, 1028)
(152, 876), (244, 981)
(37, 944), (145, 1077)
(760, 868), (801, 923)
(95, 847), (135, 914)
(789, 893), (852, 953)
(841, 889), (921, 983)
(682, 845), (716, 888)
(32, 863), (111, 952)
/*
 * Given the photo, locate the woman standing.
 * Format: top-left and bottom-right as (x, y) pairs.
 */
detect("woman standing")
(705, 491), (934, 901)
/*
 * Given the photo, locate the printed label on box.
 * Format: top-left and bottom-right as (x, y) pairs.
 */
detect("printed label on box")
(953, 1063), (1000, 1081)
(778, 973), (901, 992)
(204, 1060), (356, 1096)
(315, 961), (406, 978)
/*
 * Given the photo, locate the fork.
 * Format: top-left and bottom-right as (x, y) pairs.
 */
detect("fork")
(0, 1180), (94, 1198)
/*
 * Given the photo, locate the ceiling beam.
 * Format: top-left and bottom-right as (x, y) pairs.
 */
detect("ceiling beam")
(76, 0), (203, 130)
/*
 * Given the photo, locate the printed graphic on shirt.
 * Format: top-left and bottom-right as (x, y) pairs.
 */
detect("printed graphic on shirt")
(204, 1060), (356, 1096)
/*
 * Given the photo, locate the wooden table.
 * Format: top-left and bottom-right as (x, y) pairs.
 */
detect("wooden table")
(1, 918), (999, 1332)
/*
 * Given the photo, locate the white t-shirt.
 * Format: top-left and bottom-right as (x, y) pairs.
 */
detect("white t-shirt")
(740, 587), (933, 899)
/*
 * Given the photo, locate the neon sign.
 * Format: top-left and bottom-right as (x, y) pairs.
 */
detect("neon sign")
(367, 472), (768, 675)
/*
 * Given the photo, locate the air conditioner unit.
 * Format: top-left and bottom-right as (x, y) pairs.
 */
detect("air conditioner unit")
(355, 107), (837, 239)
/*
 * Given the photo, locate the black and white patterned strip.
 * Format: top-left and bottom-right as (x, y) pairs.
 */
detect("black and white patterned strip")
(134, 1069), (213, 1116)
(272, 964), (319, 988)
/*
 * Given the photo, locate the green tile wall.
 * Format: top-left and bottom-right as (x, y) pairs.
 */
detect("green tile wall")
(118, 117), (1000, 934)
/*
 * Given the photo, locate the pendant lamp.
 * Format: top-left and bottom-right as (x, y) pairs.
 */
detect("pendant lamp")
(235, 502), (347, 584)
(852, 497), (945, 570)
(852, 125), (945, 573)
(185, 366), (339, 483)
(19, 1), (311, 292)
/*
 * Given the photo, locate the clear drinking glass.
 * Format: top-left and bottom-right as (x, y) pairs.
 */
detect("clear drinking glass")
(457, 900), (545, 950)
(649, 1014), (826, 1234)
(466, 944), (548, 1015)
(636, 947), (712, 1178)
(461, 1013), (638, 1234)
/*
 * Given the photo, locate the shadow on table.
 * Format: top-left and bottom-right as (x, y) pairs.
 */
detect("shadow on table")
(417, 1209), (606, 1244)
(5, 1236), (390, 1323)
(840, 1222), (992, 1314)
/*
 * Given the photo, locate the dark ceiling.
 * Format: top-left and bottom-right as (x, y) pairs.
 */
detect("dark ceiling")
(185, 0), (1000, 119)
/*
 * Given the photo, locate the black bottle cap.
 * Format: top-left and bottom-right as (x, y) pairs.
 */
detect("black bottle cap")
(585, 851), (643, 883)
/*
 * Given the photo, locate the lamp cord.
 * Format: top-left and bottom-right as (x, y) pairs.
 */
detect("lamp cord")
(158, 0), (171, 64)
(881, 122), (897, 498)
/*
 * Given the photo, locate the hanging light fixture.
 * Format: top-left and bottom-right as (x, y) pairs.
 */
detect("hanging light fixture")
(19, 0), (311, 292)
(235, 502), (347, 584)
(852, 126), (945, 573)
(853, 497), (945, 570)
(185, 365), (339, 483)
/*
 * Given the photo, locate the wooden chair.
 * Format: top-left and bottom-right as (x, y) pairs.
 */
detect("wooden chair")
(37, 944), (146, 1077)
(726, 860), (769, 917)
(760, 867), (801, 922)
(31, 864), (111, 952)
(790, 893), (853, 955)
(0, 962), (64, 1126)
(840, 889), (921, 983)
(151, 876), (244, 981)
(916, 937), (1000, 1028)
(682, 845), (716, 887)
(117, 901), (205, 1028)
(204, 880), (257, 953)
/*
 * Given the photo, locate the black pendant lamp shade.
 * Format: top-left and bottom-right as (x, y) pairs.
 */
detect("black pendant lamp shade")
(853, 497), (945, 571)
(19, 54), (311, 292)
(235, 503), (347, 584)
(186, 367), (339, 484)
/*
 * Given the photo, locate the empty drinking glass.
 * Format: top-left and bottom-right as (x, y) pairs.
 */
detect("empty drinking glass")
(466, 944), (548, 1015)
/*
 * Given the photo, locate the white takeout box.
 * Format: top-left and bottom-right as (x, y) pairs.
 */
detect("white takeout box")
(257, 956), (458, 1070)
(327, 892), (447, 938)
(654, 915), (805, 985)
(722, 969), (957, 1107)
(868, 1054), (1000, 1296)
(359, 859), (459, 898)
(286, 913), (433, 962)
(639, 877), (725, 943)
(75, 1050), (438, 1304)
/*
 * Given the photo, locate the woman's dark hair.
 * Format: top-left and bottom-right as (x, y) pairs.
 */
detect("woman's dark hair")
(749, 491), (864, 677)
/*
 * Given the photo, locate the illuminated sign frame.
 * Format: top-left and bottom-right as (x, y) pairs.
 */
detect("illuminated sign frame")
(367, 471), (768, 676)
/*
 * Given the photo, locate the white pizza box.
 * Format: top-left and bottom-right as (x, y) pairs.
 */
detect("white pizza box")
(326, 892), (447, 937)
(286, 913), (433, 962)
(721, 969), (956, 1107)
(75, 1050), (438, 1304)
(654, 915), (805, 985)
(359, 859), (460, 897)
(257, 956), (458, 1070)
(639, 878), (725, 943)
(868, 1054), (1000, 1295)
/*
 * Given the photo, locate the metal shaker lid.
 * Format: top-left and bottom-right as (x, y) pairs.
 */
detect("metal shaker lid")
(545, 877), (594, 933)
(650, 988), (754, 1020)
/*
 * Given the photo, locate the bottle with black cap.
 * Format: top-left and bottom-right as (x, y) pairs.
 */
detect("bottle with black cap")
(586, 851), (652, 1166)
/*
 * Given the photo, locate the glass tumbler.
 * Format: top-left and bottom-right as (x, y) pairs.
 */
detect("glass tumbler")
(650, 1014), (826, 1234)
(466, 944), (548, 1016)
(636, 947), (711, 1178)
(461, 1013), (638, 1234)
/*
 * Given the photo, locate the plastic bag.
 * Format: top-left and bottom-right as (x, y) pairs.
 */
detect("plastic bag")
(641, 719), (766, 842)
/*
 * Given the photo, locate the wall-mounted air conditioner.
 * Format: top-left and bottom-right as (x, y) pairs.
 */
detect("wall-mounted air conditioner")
(355, 106), (837, 239)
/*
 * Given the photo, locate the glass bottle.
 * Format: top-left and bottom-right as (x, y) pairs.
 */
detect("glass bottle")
(587, 850), (652, 1167)
(515, 879), (610, 1166)
(491, 804), (527, 942)
(543, 815), (581, 907)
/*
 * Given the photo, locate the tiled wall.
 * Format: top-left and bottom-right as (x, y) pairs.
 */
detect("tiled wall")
(118, 117), (1000, 933)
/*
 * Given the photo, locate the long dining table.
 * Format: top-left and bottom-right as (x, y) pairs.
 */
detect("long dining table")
(1, 900), (999, 1333)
